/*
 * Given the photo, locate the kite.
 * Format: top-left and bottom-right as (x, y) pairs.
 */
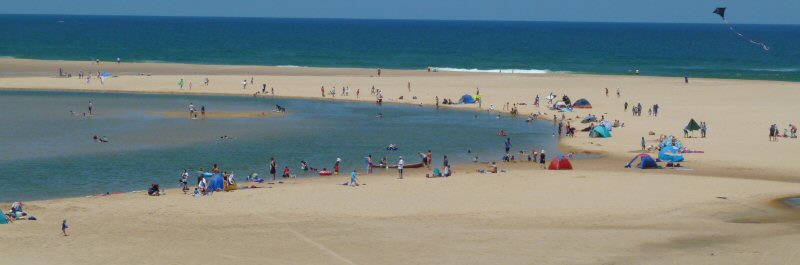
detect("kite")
(713, 7), (769, 52)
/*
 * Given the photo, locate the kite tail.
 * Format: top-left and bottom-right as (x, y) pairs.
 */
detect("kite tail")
(723, 19), (770, 52)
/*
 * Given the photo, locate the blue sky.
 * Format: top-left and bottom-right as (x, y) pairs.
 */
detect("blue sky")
(3, 0), (799, 24)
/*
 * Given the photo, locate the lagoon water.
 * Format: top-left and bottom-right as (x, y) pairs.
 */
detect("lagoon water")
(0, 90), (558, 201)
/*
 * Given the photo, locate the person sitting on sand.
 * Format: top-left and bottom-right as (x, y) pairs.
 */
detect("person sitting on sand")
(148, 183), (160, 196)
(283, 166), (291, 178)
(490, 162), (498, 173)
(198, 177), (208, 195)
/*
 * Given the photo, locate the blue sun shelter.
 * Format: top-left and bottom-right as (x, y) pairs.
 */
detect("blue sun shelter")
(626, 154), (659, 169)
(659, 145), (685, 162)
(589, 125), (612, 138)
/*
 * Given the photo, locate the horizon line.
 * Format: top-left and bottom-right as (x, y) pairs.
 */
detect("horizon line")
(1, 13), (798, 26)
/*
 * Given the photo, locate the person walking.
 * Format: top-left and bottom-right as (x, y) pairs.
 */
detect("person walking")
(348, 170), (359, 186)
(62, 219), (69, 236)
(397, 156), (404, 179)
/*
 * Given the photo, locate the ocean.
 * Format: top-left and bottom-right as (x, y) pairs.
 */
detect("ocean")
(0, 14), (799, 81)
(0, 90), (558, 202)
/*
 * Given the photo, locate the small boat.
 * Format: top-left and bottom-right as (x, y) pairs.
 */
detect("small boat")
(370, 162), (424, 169)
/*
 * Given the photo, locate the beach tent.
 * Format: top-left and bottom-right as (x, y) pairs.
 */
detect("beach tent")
(548, 155), (573, 170)
(685, 119), (701, 136)
(600, 121), (613, 131)
(659, 138), (684, 150)
(0, 213), (8, 224)
(572, 98), (592, 108)
(460, 94), (476, 104)
(589, 126), (612, 138)
(581, 115), (597, 124)
(553, 102), (569, 109)
(659, 146), (685, 162)
(626, 154), (659, 169)
(209, 173), (225, 191)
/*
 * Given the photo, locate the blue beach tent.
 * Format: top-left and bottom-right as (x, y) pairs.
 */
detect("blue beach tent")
(460, 94), (476, 104)
(659, 145), (685, 162)
(589, 126), (612, 138)
(209, 173), (225, 191)
(626, 154), (659, 169)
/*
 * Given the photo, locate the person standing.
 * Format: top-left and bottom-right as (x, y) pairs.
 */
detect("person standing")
(180, 169), (189, 193)
(335, 158), (341, 175)
(605, 87), (609, 97)
(397, 156), (404, 179)
(321, 86), (325, 97)
(684, 76), (689, 84)
(62, 219), (69, 236)
(624, 102), (628, 111)
(271, 87), (274, 96)
(408, 82), (411, 92)
(701, 122), (707, 138)
(366, 155), (373, 174)
(641, 137), (646, 152)
(504, 138), (512, 153)
(269, 158), (277, 181)
(262, 83), (267, 93)
(356, 88), (360, 99)
(539, 150), (546, 169)
(653, 104), (659, 117)
(616, 88), (620, 97)
(427, 150), (433, 169)
(116, 57), (121, 64)
(179, 79), (184, 89)
(88, 100), (93, 115)
(201, 105), (205, 118)
(242, 80), (247, 89)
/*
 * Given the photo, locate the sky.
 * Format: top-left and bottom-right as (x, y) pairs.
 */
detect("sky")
(3, 0), (799, 24)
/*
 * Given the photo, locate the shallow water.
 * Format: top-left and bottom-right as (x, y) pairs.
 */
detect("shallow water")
(0, 90), (559, 201)
(782, 198), (800, 209)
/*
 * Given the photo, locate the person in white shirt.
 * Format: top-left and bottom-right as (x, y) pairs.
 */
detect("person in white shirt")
(397, 156), (404, 179)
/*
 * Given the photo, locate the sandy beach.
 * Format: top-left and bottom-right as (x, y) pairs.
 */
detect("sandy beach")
(1, 58), (799, 264)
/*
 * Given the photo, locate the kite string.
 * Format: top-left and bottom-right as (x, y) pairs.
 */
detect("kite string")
(723, 19), (770, 51)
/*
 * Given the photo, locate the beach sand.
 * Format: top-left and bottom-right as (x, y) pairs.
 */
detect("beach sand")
(1, 59), (799, 264)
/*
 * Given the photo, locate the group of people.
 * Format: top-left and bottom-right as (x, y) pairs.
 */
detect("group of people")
(769, 123), (798, 141)
(188, 102), (205, 119)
